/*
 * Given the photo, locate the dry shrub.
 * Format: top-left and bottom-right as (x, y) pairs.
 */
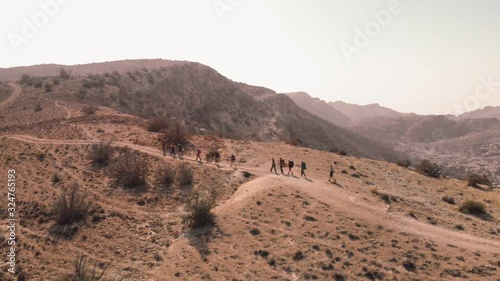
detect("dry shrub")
(156, 165), (175, 189)
(396, 158), (412, 168)
(465, 173), (492, 187)
(205, 148), (220, 162)
(82, 105), (99, 115)
(161, 122), (191, 145)
(183, 187), (216, 229)
(58, 253), (114, 281)
(177, 162), (193, 186)
(89, 138), (114, 168)
(52, 182), (91, 225)
(459, 200), (486, 215)
(147, 116), (169, 132)
(111, 150), (148, 189)
(416, 159), (441, 178)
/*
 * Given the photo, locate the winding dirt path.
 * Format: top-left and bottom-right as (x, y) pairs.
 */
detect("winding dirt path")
(54, 100), (72, 119)
(3, 134), (500, 255)
(0, 81), (21, 108)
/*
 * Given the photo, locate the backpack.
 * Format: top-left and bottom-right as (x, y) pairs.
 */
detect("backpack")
(302, 162), (307, 169)
(289, 161), (294, 168)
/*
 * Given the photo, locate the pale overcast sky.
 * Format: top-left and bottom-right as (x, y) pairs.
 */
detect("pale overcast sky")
(1, 0), (499, 114)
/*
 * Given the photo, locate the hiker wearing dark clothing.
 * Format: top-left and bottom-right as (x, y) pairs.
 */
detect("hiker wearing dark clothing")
(279, 158), (285, 174)
(170, 143), (176, 156)
(196, 149), (202, 162)
(160, 139), (167, 156)
(178, 143), (183, 158)
(230, 154), (236, 167)
(329, 165), (335, 183)
(270, 158), (277, 173)
(288, 160), (294, 175)
(215, 152), (221, 163)
(301, 161), (307, 178)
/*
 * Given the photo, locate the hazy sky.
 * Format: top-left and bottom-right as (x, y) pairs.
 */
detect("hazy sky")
(1, 0), (499, 114)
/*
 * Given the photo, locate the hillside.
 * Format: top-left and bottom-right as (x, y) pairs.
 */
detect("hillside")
(350, 115), (500, 184)
(330, 100), (412, 122)
(459, 106), (500, 120)
(0, 60), (402, 163)
(0, 81), (499, 280)
(285, 92), (351, 126)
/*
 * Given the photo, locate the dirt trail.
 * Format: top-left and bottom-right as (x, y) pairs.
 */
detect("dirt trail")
(0, 81), (21, 108)
(4, 134), (500, 256)
(55, 100), (72, 119)
(216, 173), (500, 254)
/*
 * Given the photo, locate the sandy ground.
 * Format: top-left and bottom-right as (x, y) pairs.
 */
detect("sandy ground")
(0, 83), (499, 280)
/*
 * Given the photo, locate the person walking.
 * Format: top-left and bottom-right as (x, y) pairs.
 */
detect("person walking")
(230, 154), (236, 167)
(279, 158), (285, 174)
(170, 143), (176, 157)
(196, 148), (202, 162)
(215, 151), (221, 164)
(300, 161), (307, 178)
(288, 159), (294, 175)
(178, 143), (183, 158)
(329, 165), (335, 183)
(270, 158), (277, 173)
(160, 138), (167, 156)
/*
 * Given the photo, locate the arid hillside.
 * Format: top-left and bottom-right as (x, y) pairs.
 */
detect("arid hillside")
(0, 61), (403, 162)
(285, 92), (351, 126)
(0, 79), (499, 281)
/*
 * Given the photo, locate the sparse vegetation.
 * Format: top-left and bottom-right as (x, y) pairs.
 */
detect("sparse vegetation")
(206, 148), (221, 162)
(242, 171), (253, 178)
(397, 158), (412, 168)
(176, 162), (193, 186)
(147, 116), (169, 132)
(59, 68), (71, 79)
(161, 122), (191, 145)
(111, 149), (148, 189)
(45, 82), (53, 92)
(465, 173), (492, 187)
(59, 253), (114, 281)
(459, 200), (486, 215)
(82, 105), (99, 115)
(89, 138), (114, 167)
(442, 196), (455, 205)
(34, 102), (42, 112)
(156, 165), (175, 189)
(34, 80), (43, 88)
(183, 187), (216, 229)
(52, 173), (62, 184)
(416, 159), (441, 178)
(20, 73), (34, 85)
(52, 182), (91, 225)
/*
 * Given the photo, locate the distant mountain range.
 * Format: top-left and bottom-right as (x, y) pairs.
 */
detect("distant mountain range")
(285, 91), (500, 184)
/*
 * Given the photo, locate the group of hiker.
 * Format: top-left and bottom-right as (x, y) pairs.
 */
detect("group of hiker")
(160, 140), (184, 158)
(159, 138), (236, 167)
(270, 158), (307, 178)
(270, 157), (337, 182)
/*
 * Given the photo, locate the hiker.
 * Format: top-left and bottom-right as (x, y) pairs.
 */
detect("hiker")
(280, 157), (285, 174)
(178, 143), (183, 158)
(230, 154), (236, 167)
(170, 143), (176, 156)
(160, 138), (167, 156)
(270, 158), (277, 173)
(301, 161), (307, 178)
(288, 159), (294, 175)
(329, 165), (336, 183)
(196, 148), (202, 162)
(215, 152), (221, 163)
